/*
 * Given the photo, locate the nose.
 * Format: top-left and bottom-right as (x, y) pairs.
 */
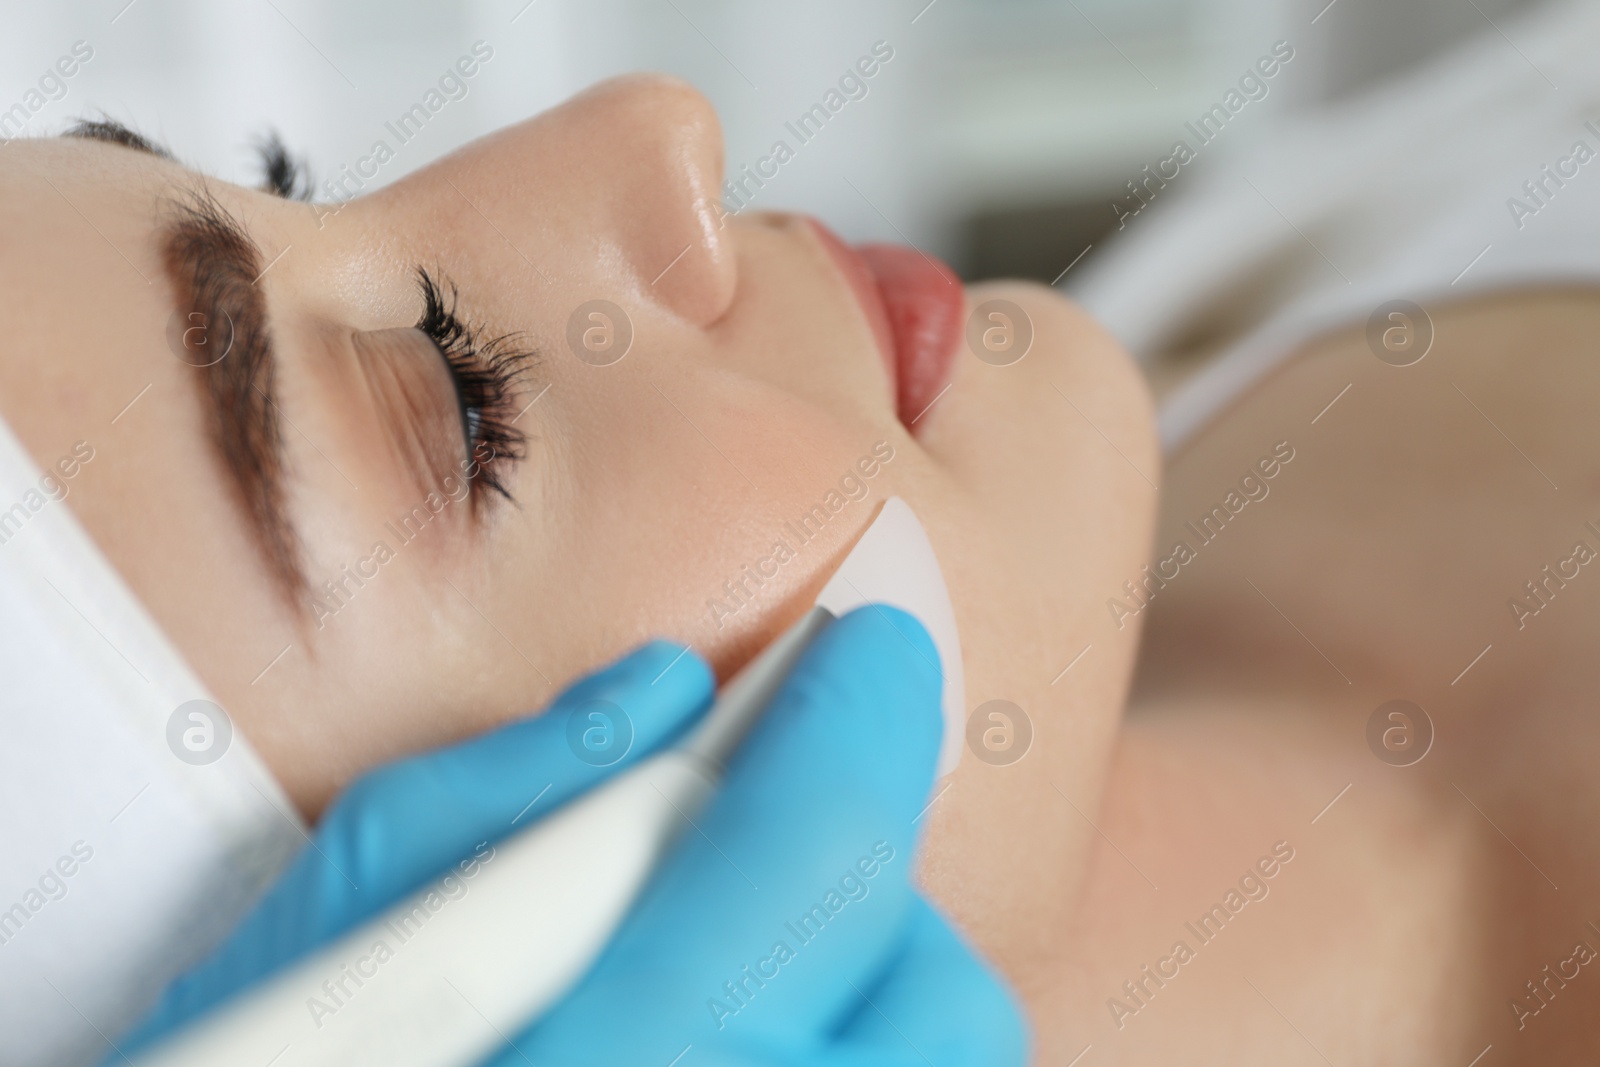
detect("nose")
(392, 74), (736, 326)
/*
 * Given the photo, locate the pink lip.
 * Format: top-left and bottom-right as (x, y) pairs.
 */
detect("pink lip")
(807, 219), (964, 431)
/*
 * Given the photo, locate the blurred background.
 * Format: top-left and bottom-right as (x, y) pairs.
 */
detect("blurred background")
(0, 0), (1546, 283)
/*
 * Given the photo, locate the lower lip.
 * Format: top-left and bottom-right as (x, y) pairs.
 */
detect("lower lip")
(808, 220), (964, 431)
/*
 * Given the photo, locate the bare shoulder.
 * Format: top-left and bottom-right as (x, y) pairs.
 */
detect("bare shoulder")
(1138, 286), (1600, 702)
(1041, 699), (1492, 1064)
(1039, 288), (1600, 1064)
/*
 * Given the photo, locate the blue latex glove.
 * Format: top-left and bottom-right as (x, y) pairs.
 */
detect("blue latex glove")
(119, 608), (1027, 1066)
(498, 606), (1027, 1067)
(116, 638), (716, 1055)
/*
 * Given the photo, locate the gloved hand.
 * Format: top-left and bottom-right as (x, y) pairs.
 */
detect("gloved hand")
(119, 608), (1027, 1066)
(497, 606), (1028, 1067)
(117, 638), (717, 1054)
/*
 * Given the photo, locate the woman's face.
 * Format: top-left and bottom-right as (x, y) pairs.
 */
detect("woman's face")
(0, 75), (1156, 991)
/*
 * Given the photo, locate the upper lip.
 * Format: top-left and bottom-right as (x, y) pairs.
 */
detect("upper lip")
(804, 217), (898, 391)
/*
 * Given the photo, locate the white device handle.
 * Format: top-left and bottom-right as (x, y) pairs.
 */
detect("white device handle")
(133, 606), (835, 1067)
(130, 750), (714, 1067)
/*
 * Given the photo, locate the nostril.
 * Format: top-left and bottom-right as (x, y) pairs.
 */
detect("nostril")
(745, 211), (800, 232)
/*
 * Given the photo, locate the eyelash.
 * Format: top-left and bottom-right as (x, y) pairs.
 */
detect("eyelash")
(414, 268), (533, 503)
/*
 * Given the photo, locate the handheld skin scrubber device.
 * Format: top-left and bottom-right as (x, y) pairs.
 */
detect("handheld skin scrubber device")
(132, 497), (964, 1067)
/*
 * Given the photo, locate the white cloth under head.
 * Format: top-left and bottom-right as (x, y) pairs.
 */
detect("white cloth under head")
(1073, 0), (1600, 452)
(0, 416), (303, 1067)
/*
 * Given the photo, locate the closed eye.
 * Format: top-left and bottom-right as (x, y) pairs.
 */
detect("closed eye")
(412, 268), (535, 504)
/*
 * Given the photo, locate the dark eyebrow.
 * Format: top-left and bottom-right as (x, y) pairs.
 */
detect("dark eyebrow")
(160, 188), (306, 602)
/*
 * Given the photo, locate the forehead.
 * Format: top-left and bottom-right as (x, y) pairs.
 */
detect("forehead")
(0, 129), (287, 237)
(0, 139), (158, 278)
(0, 136), (293, 293)
(0, 141), (178, 381)
(0, 136), (179, 243)
(0, 139), (264, 423)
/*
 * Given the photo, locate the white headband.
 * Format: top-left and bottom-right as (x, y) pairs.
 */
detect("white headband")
(0, 415), (302, 1067)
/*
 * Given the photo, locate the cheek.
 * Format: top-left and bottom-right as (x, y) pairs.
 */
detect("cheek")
(494, 371), (887, 692)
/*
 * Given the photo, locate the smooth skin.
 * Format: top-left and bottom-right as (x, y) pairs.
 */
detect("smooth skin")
(0, 76), (1157, 1054)
(1050, 289), (1600, 1064)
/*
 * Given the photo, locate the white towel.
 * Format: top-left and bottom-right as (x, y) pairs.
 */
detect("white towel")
(1072, 0), (1600, 450)
(0, 416), (302, 1067)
